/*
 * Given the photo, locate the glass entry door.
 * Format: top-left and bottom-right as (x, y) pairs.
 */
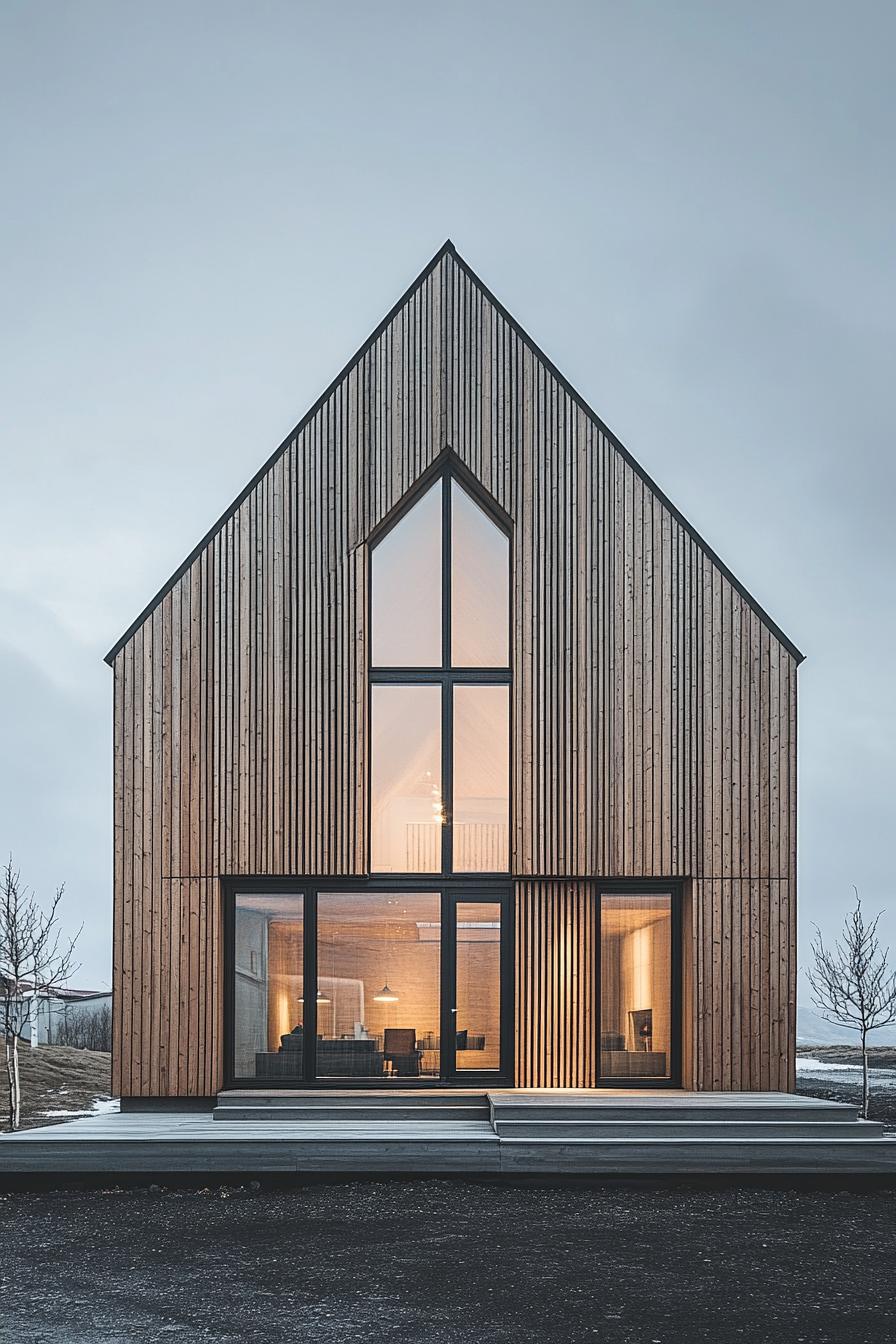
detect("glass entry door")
(442, 892), (510, 1081)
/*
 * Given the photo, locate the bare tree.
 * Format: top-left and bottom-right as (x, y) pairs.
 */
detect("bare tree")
(0, 857), (81, 1131)
(54, 1003), (112, 1053)
(808, 888), (896, 1119)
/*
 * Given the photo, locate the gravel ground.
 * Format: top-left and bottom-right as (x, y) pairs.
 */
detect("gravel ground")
(1, 1179), (894, 1344)
(797, 1054), (896, 1131)
(797, 1074), (896, 1129)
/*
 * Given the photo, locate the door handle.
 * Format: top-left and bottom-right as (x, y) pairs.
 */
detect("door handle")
(450, 1008), (458, 1014)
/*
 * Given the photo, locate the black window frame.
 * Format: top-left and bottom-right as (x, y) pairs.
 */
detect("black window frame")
(595, 879), (683, 1090)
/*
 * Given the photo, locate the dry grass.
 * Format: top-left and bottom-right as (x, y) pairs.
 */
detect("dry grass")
(0, 1043), (111, 1131)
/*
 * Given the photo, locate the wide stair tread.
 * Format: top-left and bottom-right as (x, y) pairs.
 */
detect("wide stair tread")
(489, 1102), (861, 1124)
(217, 1089), (486, 1108)
(214, 1102), (486, 1123)
(493, 1118), (885, 1140)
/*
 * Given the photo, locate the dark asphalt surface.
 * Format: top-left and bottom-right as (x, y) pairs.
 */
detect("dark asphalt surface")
(1, 1180), (894, 1343)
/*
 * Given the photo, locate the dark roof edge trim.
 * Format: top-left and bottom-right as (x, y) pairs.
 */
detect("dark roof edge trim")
(104, 239), (459, 665)
(450, 249), (805, 665)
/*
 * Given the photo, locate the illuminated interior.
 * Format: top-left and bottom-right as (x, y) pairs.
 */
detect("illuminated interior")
(233, 892), (305, 1081)
(599, 893), (672, 1080)
(232, 891), (503, 1081)
(317, 892), (442, 1078)
(369, 469), (510, 875)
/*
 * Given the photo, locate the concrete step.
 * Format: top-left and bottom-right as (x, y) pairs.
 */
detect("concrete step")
(497, 1136), (896, 1174)
(489, 1100), (861, 1124)
(216, 1089), (488, 1110)
(214, 1102), (489, 1123)
(492, 1118), (886, 1140)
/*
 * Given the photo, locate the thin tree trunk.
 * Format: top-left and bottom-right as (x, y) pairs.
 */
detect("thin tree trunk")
(861, 1029), (870, 1120)
(4, 1038), (15, 1132)
(11, 1035), (20, 1131)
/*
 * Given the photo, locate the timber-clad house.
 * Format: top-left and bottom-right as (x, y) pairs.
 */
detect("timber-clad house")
(106, 241), (801, 1103)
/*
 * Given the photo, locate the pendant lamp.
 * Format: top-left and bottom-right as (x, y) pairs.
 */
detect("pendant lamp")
(373, 983), (399, 1003)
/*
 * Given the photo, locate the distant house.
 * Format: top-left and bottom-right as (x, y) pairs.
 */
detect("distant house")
(2, 982), (112, 1046)
(106, 242), (801, 1103)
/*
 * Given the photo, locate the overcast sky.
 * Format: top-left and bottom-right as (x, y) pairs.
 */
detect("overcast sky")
(1, 2), (894, 990)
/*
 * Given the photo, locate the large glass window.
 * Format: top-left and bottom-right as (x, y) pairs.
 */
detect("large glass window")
(369, 468), (511, 874)
(599, 893), (672, 1081)
(371, 480), (442, 667)
(453, 686), (509, 872)
(455, 902), (502, 1070)
(233, 893), (304, 1081)
(370, 685), (442, 873)
(317, 892), (441, 1079)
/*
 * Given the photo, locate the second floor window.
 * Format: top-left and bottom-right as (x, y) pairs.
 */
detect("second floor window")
(369, 469), (510, 874)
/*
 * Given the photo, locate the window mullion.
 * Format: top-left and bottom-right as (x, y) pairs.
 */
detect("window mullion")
(441, 680), (452, 875)
(442, 471), (453, 873)
(442, 467), (452, 672)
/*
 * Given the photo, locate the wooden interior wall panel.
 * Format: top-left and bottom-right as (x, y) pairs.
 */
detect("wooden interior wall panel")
(111, 247), (798, 1095)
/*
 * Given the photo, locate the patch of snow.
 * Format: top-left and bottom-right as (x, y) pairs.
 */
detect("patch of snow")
(796, 1057), (858, 1073)
(40, 1095), (119, 1119)
(797, 1057), (896, 1093)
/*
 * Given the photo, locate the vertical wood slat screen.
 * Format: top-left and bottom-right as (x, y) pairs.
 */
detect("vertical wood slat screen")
(112, 246), (797, 1096)
(514, 882), (597, 1089)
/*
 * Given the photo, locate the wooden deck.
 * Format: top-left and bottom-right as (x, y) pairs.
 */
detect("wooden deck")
(2, 1091), (895, 1177)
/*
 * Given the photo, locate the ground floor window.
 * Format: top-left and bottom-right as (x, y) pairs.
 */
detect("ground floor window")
(317, 892), (442, 1078)
(228, 881), (679, 1088)
(233, 892), (304, 1082)
(228, 882), (512, 1086)
(599, 892), (674, 1082)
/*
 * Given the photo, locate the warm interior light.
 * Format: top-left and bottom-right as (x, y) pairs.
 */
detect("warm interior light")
(373, 983), (399, 1003)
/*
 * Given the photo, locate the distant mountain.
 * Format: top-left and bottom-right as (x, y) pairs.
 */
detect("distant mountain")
(797, 1004), (896, 1047)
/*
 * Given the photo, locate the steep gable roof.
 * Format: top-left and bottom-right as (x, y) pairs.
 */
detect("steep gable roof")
(105, 240), (803, 665)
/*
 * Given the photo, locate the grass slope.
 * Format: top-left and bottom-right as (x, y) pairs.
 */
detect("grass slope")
(0, 1044), (111, 1131)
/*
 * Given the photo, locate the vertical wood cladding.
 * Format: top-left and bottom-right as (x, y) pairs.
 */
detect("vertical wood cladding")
(111, 245), (798, 1096)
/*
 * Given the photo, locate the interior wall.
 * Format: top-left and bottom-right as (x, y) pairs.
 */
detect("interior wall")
(317, 914), (441, 1051)
(617, 918), (671, 1058)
